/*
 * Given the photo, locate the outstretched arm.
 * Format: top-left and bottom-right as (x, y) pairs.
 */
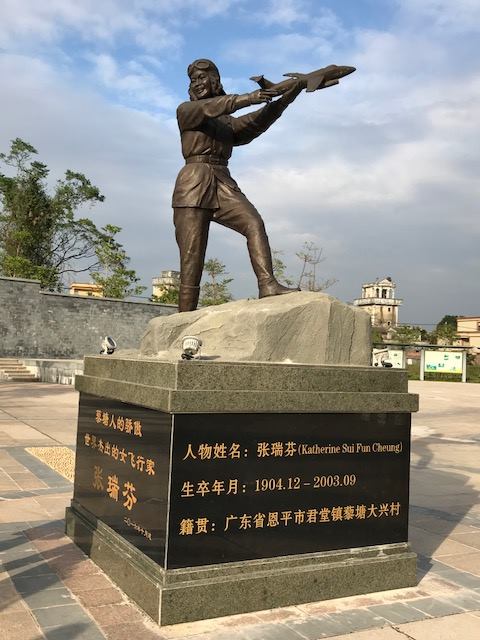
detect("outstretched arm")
(177, 90), (277, 131)
(231, 81), (304, 146)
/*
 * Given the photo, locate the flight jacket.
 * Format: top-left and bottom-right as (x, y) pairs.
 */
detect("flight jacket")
(172, 93), (290, 209)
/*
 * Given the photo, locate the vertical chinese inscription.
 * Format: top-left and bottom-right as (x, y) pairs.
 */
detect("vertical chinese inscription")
(73, 394), (171, 565)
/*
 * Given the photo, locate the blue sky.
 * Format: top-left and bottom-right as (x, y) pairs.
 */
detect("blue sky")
(1, 0), (480, 325)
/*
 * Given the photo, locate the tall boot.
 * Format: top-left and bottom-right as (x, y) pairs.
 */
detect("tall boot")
(247, 228), (300, 299)
(178, 284), (200, 313)
(258, 278), (300, 298)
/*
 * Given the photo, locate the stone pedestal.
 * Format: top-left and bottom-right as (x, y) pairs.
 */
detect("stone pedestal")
(66, 356), (418, 625)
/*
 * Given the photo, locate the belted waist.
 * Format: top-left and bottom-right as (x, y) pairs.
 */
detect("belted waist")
(185, 155), (228, 166)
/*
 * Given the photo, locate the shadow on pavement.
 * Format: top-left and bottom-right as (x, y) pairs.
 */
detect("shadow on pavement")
(409, 435), (479, 575)
(0, 521), (102, 640)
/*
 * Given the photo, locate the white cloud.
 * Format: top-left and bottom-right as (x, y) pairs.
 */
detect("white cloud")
(225, 32), (334, 67)
(398, 0), (480, 33)
(225, 4), (346, 68)
(0, 1), (133, 48)
(134, 22), (183, 53)
(0, 0), (243, 49)
(88, 54), (179, 111)
(252, 0), (309, 26)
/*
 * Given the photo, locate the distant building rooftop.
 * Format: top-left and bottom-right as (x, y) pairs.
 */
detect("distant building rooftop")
(69, 282), (103, 297)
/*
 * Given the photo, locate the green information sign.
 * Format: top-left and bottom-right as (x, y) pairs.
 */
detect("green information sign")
(424, 351), (463, 374)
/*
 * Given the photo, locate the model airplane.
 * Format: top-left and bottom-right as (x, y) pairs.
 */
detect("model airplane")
(250, 64), (356, 94)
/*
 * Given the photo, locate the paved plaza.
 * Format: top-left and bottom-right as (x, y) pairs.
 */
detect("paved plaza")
(0, 379), (479, 639)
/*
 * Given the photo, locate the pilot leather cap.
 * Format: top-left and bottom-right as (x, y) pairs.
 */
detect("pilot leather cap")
(187, 59), (226, 95)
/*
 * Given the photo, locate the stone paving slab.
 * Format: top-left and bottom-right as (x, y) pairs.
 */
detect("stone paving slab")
(368, 602), (429, 624)
(0, 420), (53, 443)
(0, 380), (479, 639)
(397, 611), (480, 639)
(333, 630), (404, 640)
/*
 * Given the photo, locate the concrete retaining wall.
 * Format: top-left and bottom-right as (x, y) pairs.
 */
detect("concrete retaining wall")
(22, 358), (84, 385)
(0, 276), (176, 359)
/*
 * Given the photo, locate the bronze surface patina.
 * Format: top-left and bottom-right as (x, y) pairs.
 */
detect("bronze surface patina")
(172, 59), (355, 312)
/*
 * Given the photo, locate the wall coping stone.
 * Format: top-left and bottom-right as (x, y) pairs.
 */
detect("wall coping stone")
(39, 289), (175, 306)
(0, 275), (41, 284)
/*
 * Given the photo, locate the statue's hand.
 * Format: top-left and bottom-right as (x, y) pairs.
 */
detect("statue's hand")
(278, 77), (305, 105)
(249, 89), (279, 104)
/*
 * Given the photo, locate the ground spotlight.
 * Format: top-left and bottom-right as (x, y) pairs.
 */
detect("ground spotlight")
(181, 336), (202, 360)
(100, 336), (117, 355)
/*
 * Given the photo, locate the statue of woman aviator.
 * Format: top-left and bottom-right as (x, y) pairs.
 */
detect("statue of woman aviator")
(172, 58), (304, 312)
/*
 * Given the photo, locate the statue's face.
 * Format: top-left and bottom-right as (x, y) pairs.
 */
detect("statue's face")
(189, 69), (214, 100)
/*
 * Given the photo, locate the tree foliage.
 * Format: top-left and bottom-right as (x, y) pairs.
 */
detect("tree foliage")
(436, 315), (457, 329)
(151, 287), (180, 305)
(90, 225), (146, 299)
(200, 258), (233, 306)
(0, 138), (106, 289)
(272, 250), (295, 286)
(432, 314), (458, 345)
(371, 327), (385, 344)
(151, 273), (180, 305)
(0, 138), (143, 299)
(389, 325), (428, 344)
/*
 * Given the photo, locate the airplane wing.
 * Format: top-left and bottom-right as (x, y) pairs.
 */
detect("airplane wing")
(306, 74), (325, 92)
(283, 71), (329, 92)
(321, 79), (339, 89)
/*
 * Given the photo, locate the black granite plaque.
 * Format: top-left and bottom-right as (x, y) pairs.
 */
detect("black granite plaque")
(167, 413), (411, 569)
(73, 393), (171, 565)
(73, 398), (411, 571)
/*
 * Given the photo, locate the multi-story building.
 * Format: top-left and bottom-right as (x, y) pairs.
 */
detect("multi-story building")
(456, 316), (480, 357)
(353, 277), (402, 328)
(152, 270), (180, 298)
(69, 282), (103, 297)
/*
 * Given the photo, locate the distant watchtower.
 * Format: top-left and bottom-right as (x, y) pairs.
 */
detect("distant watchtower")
(152, 270), (180, 298)
(353, 277), (402, 328)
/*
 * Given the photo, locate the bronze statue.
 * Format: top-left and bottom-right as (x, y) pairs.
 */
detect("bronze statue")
(172, 59), (355, 312)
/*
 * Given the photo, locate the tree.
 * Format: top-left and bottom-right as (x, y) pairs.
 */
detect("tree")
(0, 138), (144, 299)
(200, 258), (233, 306)
(295, 242), (337, 291)
(436, 315), (457, 329)
(151, 287), (179, 305)
(0, 138), (110, 289)
(433, 314), (458, 345)
(389, 325), (428, 344)
(371, 327), (385, 344)
(272, 249), (295, 286)
(90, 225), (146, 299)
(272, 242), (337, 293)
